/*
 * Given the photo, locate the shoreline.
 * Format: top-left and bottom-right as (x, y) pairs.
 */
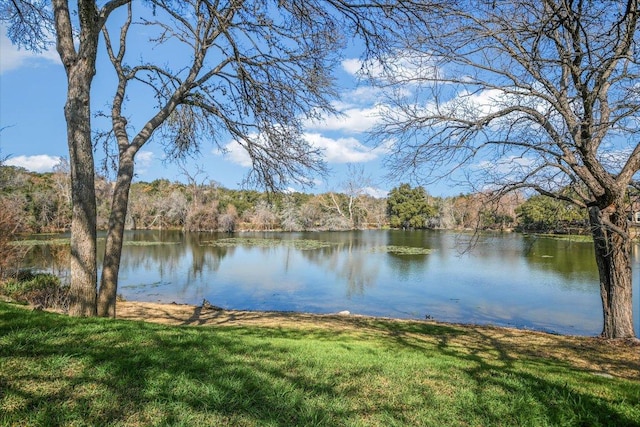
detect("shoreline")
(112, 300), (639, 382)
(115, 299), (625, 339)
(114, 299), (640, 343)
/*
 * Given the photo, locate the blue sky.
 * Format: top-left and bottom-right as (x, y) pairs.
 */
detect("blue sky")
(1, 17), (462, 199)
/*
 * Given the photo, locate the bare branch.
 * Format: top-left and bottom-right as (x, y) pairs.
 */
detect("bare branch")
(375, 0), (640, 208)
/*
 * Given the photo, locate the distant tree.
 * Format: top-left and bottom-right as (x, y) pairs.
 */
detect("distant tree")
(0, 198), (24, 278)
(340, 164), (373, 228)
(517, 195), (587, 232)
(362, 196), (388, 229)
(179, 164), (209, 208)
(185, 201), (219, 232)
(164, 190), (189, 227)
(431, 197), (456, 229)
(387, 184), (436, 229)
(321, 192), (351, 229)
(299, 196), (324, 230)
(219, 204), (238, 233)
(280, 197), (302, 232)
(0, 160), (27, 278)
(247, 201), (279, 231)
(51, 158), (72, 230)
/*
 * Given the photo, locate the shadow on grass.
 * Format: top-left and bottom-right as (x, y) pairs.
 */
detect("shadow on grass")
(0, 306), (355, 425)
(443, 328), (640, 426)
(1, 303), (639, 426)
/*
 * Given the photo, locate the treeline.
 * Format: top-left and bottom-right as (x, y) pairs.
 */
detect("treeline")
(0, 165), (590, 235)
(0, 165), (388, 233)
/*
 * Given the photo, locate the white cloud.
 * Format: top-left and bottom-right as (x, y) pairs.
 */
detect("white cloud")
(305, 133), (380, 163)
(344, 86), (385, 104)
(134, 150), (154, 174)
(137, 151), (154, 163)
(363, 186), (388, 198)
(0, 26), (60, 74)
(341, 57), (386, 80)
(343, 51), (440, 83)
(342, 58), (363, 75)
(216, 132), (387, 167)
(5, 154), (61, 172)
(215, 141), (252, 167)
(454, 89), (508, 119)
(305, 104), (384, 134)
(137, 150), (154, 166)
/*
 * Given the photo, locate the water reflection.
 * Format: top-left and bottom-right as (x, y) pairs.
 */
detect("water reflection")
(18, 229), (640, 337)
(299, 237), (381, 297)
(520, 236), (598, 285)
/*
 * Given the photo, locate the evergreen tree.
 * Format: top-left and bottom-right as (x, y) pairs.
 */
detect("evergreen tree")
(386, 184), (436, 229)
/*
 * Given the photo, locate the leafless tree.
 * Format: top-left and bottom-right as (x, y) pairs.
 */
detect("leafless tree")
(96, 0), (412, 316)
(219, 204), (238, 232)
(185, 200), (219, 232)
(0, 195), (26, 279)
(2, 0), (437, 317)
(246, 200), (278, 231)
(374, 0), (639, 338)
(299, 197), (323, 230)
(341, 164), (375, 228)
(178, 163), (209, 208)
(280, 197), (302, 232)
(2, 0), (130, 315)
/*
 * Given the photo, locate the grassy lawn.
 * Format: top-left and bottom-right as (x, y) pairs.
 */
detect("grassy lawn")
(1, 302), (639, 426)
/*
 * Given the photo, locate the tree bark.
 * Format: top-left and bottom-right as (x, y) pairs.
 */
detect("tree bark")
(65, 70), (98, 317)
(589, 204), (636, 339)
(97, 150), (136, 317)
(54, 0), (99, 316)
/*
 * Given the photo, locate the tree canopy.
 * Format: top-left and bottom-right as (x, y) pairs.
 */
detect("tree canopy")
(516, 195), (587, 233)
(386, 183), (436, 229)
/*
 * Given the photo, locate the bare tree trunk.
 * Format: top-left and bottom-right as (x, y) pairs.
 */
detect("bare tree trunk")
(65, 76), (98, 317)
(589, 205), (636, 339)
(97, 151), (135, 317)
(55, 0), (99, 316)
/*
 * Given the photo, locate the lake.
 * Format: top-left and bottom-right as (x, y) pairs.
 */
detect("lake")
(22, 229), (640, 337)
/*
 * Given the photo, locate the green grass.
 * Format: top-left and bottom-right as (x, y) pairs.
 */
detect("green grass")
(1, 303), (638, 426)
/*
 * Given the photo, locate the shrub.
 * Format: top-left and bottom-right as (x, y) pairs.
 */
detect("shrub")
(0, 272), (69, 311)
(0, 198), (27, 278)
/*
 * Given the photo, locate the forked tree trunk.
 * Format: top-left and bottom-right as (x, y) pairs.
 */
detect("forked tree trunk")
(97, 151), (135, 317)
(588, 205), (636, 339)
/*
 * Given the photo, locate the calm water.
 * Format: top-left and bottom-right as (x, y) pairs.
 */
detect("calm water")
(24, 230), (640, 337)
